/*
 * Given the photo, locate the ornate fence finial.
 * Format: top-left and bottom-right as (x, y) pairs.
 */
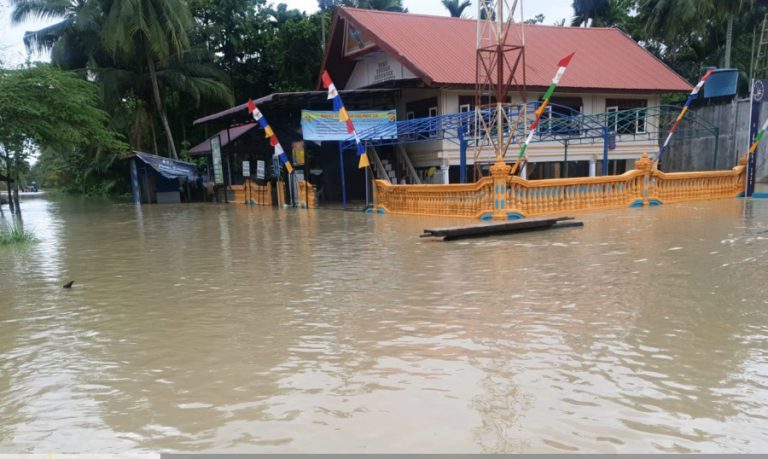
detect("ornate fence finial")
(635, 152), (653, 172)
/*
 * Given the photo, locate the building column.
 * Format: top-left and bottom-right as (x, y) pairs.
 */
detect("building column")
(520, 163), (527, 180)
(440, 163), (450, 184)
(589, 157), (597, 177)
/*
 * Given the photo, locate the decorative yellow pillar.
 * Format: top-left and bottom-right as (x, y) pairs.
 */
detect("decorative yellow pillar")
(490, 159), (512, 220)
(634, 152), (653, 207)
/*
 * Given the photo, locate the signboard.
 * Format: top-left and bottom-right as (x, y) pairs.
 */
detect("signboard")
(242, 161), (250, 177)
(135, 152), (197, 179)
(211, 136), (224, 185)
(256, 160), (265, 180)
(301, 110), (397, 141)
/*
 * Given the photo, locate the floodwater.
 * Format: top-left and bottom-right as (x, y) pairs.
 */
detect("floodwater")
(1, 194), (768, 453)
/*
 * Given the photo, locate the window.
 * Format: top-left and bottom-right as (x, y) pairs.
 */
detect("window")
(606, 99), (647, 135)
(428, 106), (438, 137)
(406, 112), (415, 140)
(459, 104), (471, 135)
(606, 106), (619, 133)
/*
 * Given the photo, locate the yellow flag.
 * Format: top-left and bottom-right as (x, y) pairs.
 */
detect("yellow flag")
(265, 126), (274, 138)
(339, 107), (350, 122)
(285, 162), (294, 173)
(358, 153), (370, 169)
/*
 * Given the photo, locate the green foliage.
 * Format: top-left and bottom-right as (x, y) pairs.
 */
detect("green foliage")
(0, 65), (127, 152)
(442, 0), (472, 17)
(573, 0), (768, 94)
(0, 221), (37, 245)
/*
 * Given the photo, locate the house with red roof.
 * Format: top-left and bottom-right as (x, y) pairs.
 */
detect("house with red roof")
(320, 7), (693, 183)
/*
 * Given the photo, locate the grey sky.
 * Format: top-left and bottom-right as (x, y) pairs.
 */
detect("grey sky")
(0, 0), (574, 67)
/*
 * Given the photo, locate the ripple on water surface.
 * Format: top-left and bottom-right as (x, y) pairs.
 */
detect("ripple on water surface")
(1, 196), (768, 452)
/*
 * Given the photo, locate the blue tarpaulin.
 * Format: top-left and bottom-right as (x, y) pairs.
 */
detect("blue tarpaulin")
(134, 152), (197, 179)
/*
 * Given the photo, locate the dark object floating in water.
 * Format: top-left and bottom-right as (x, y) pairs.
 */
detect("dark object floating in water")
(421, 216), (584, 241)
(62, 281), (74, 289)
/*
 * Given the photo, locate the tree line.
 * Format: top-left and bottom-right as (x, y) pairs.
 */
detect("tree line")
(2, 0), (768, 209)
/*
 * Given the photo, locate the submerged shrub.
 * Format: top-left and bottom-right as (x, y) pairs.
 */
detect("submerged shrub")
(0, 222), (37, 245)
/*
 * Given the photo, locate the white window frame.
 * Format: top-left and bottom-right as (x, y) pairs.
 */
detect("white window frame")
(605, 106), (620, 135)
(428, 106), (438, 137)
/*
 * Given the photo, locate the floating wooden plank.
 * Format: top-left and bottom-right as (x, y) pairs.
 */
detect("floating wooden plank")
(421, 216), (583, 241)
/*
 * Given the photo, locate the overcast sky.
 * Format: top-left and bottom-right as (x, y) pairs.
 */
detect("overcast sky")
(0, 0), (574, 67)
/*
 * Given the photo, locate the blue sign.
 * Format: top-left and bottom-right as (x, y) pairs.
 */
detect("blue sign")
(135, 152), (197, 179)
(301, 110), (397, 141)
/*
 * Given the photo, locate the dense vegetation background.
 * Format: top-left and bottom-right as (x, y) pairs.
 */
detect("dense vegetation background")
(2, 0), (768, 200)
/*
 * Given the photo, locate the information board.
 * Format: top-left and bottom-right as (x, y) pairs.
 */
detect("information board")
(301, 110), (397, 141)
(211, 136), (224, 185)
(242, 160), (250, 177)
(256, 160), (266, 180)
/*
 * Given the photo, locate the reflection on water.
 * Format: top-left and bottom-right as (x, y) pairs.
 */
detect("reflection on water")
(1, 194), (768, 452)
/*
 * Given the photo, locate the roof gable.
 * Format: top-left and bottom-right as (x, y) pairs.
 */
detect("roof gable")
(322, 8), (692, 93)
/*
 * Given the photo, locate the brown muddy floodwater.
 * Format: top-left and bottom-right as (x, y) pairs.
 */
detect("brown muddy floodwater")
(1, 194), (768, 453)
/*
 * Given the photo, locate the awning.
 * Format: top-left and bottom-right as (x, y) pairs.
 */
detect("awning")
(131, 151), (197, 179)
(193, 89), (398, 126)
(188, 123), (257, 156)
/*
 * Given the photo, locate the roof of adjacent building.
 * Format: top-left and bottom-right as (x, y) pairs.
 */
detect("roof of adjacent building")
(321, 8), (692, 93)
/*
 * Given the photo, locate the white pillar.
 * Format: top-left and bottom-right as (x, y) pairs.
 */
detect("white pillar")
(440, 164), (450, 184)
(520, 162), (528, 179)
(589, 158), (596, 177)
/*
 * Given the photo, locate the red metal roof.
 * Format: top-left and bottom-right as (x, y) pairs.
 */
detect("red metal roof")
(330, 8), (692, 93)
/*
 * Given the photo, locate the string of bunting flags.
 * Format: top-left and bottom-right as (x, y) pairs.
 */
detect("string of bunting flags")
(247, 98), (294, 174)
(511, 52), (575, 175)
(655, 69), (714, 167)
(321, 70), (370, 168)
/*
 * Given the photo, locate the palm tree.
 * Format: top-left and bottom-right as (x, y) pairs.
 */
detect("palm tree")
(571, 0), (612, 27)
(10, 0), (103, 69)
(101, 0), (193, 160)
(718, 0), (749, 68)
(355, 0), (406, 12)
(442, 0), (472, 18)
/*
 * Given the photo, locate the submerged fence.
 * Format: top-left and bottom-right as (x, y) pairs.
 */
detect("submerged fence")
(230, 182), (272, 206)
(374, 153), (746, 219)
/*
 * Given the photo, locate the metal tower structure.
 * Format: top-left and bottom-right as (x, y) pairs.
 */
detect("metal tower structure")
(473, 0), (527, 180)
(753, 13), (768, 80)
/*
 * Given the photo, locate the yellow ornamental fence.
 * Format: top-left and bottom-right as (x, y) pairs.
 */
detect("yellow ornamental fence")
(375, 178), (494, 218)
(230, 181), (272, 206)
(374, 153), (747, 220)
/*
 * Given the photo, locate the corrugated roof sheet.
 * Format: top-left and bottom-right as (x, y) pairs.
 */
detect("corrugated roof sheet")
(188, 123), (257, 155)
(337, 8), (692, 92)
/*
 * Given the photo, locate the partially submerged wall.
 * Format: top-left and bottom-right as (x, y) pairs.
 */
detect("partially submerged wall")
(667, 99), (768, 182)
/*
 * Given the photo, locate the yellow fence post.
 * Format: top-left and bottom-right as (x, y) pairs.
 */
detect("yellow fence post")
(490, 161), (512, 220)
(634, 152), (653, 207)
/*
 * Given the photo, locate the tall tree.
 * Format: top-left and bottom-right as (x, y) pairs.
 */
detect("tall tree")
(571, 0), (615, 27)
(101, 0), (193, 160)
(441, 0), (472, 18)
(354, 0), (406, 12)
(0, 65), (127, 211)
